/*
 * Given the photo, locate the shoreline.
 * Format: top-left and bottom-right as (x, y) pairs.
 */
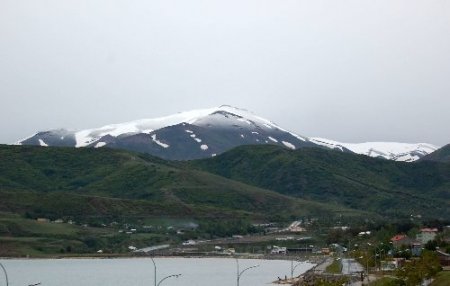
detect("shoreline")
(0, 253), (325, 262)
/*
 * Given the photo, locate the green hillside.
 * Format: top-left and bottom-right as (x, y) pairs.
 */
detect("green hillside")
(1, 144), (368, 256)
(192, 145), (450, 219)
(421, 144), (450, 163)
(0, 145), (355, 222)
(2, 144), (449, 256)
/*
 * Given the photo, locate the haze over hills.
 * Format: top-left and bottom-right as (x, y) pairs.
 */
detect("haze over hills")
(17, 105), (439, 161)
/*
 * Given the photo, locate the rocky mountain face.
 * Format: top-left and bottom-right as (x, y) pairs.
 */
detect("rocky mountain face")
(17, 105), (439, 161)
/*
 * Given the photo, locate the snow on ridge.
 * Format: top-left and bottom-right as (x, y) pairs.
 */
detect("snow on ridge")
(310, 137), (439, 161)
(151, 134), (169, 148)
(14, 132), (38, 145)
(22, 105), (309, 148)
(74, 107), (219, 147)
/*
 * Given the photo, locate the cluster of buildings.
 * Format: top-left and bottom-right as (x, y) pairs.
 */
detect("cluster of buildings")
(390, 227), (450, 267)
(390, 228), (439, 256)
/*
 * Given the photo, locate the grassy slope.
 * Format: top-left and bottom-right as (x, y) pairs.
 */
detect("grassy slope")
(192, 145), (450, 218)
(422, 144), (450, 163)
(431, 271), (450, 286)
(0, 145), (358, 222)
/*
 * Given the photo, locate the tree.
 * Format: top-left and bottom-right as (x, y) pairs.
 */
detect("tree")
(396, 251), (441, 285)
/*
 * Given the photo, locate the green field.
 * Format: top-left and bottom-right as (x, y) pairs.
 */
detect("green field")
(431, 271), (450, 286)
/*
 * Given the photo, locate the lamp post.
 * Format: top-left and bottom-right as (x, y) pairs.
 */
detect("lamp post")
(151, 257), (157, 286)
(151, 257), (181, 286)
(236, 259), (259, 286)
(374, 243), (385, 272)
(0, 262), (8, 286)
(157, 274), (182, 286)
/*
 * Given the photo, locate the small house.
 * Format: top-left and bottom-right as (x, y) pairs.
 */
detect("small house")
(390, 234), (412, 248)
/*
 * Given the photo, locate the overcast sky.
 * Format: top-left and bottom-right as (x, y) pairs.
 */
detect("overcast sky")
(1, 0), (449, 146)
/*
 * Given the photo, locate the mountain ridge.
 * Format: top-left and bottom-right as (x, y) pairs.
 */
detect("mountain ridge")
(421, 144), (450, 163)
(17, 105), (439, 161)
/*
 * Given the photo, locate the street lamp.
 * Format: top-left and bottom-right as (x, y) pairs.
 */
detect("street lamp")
(157, 274), (182, 286)
(0, 262), (8, 286)
(151, 257), (157, 286)
(236, 259), (259, 286)
(374, 243), (385, 272)
(151, 257), (181, 286)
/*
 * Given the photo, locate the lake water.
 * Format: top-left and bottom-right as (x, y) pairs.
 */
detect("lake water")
(0, 257), (314, 286)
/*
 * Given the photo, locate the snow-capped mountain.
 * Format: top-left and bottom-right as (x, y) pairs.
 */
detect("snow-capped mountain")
(17, 105), (439, 161)
(310, 138), (438, 162)
(17, 105), (316, 160)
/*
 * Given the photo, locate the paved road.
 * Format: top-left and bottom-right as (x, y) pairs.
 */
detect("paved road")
(315, 257), (334, 274)
(341, 258), (364, 275)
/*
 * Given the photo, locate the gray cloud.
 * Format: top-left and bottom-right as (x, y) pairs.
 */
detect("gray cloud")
(1, 0), (449, 146)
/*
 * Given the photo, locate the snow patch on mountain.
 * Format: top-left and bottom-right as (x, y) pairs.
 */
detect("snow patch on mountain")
(95, 142), (107, 148)
(38, 139), (48, 147)
(151, 134), (169, 148)
(268, 136), (278, 143)
(282, 141), (296, 150)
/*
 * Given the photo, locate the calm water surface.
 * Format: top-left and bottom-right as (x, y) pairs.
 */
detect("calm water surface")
(0, 257), (314, 286)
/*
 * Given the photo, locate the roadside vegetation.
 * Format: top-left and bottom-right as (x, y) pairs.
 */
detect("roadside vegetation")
(325, 258), (342, 274)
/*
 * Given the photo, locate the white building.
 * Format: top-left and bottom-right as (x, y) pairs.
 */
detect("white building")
(416, 228), (438, 244)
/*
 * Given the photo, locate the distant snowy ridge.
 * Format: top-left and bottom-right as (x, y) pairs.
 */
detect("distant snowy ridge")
(310, 138), (438, 162)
